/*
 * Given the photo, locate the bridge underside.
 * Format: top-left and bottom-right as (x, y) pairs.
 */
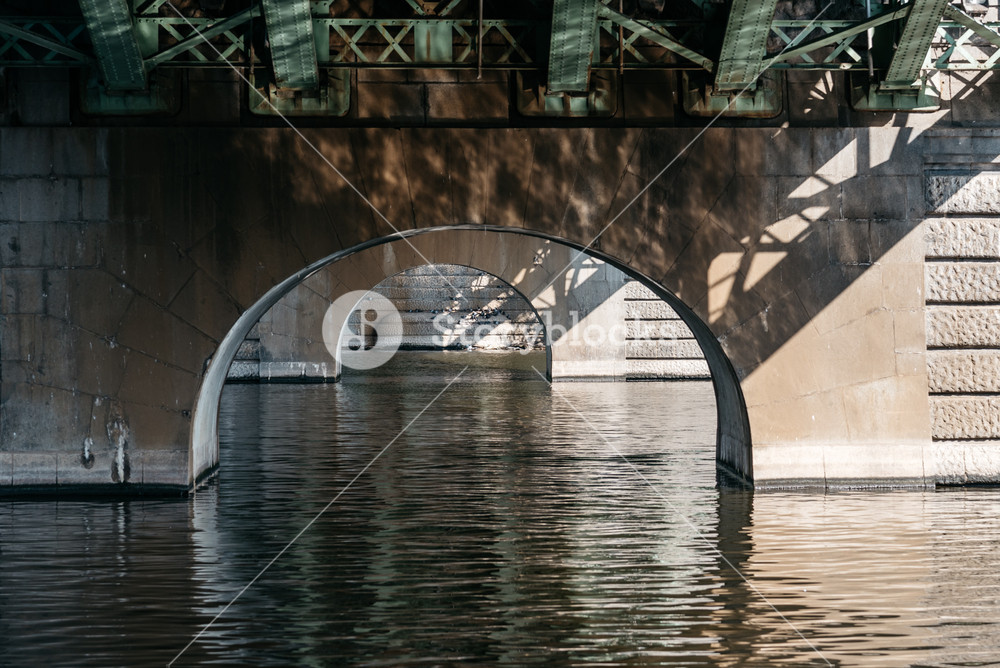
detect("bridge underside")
(1, 122), (996, 491)
(1, 1), (999, 491)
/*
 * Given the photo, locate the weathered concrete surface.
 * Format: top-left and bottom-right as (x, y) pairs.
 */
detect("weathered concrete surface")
(0, 123), (991, 490)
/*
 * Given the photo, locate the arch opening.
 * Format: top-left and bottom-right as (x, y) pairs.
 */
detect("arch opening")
(192, 227), (751, 486)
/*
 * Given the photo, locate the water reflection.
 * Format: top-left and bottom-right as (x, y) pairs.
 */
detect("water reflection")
(1, 352), (1000, 665)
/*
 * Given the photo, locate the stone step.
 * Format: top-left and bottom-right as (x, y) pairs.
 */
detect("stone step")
(376, 286), (517, 301)
(625, 359), (711, 379)
(397, 334), (543, 349)
(389, 313), (539, 328)
(626, 339), (704, 359)
(228, 360), (259, 380)
(926, 305), (1000, 348)
(234, 339), (260, 361)
(623, 281), (658, 300)
(925, 262), (1000, 303)
(624, 301), (684, 320)
(378, 270), (501, 284)
(382, 298), (537, 314)
(626, 320), (695, 340)
(384, 265), (494, 278)
(927, 350), (1000, 393)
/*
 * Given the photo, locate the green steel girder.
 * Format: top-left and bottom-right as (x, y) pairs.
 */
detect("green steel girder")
(77, 0), (147, 91)
(142, 8), (258, 69)
(881, 0), (951, 90)
(6, 10), (1000, 76)
(715, 0), (779, 91)
(261, 0), (320, 90)
(547, 0), (600, 93)
(764, 7), (912, 68)
(0, 19), (90, 64)
(597, 5), (714, 71)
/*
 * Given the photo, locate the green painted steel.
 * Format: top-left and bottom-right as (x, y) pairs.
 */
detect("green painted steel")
(142, 8), (259, 69)
(882, 0), (950, 90)
(596, 6), (714, 71)
(4, 9), (1000, 74)
(77, 0), (147, 90)
(547, 0), (600, 93)
(715, 0), (779, 90)
(262, 0), (319, 89)
(0, 19), (90, 64)
(766, 8), (912, 68)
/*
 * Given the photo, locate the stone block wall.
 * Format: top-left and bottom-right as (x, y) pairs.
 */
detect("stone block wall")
(924, 132), (1000, 482)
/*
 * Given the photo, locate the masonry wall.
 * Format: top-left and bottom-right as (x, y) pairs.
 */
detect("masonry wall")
(0, 66), (999, 489)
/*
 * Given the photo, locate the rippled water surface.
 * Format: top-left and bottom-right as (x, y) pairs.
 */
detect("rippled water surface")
(2, 352), (1000, 666)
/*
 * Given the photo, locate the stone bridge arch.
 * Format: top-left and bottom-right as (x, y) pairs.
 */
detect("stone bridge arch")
(0, 126), (942, 492)
(193, 226), (750, 486)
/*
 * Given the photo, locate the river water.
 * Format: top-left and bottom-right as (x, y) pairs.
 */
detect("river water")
(1, 352), (1000, 666)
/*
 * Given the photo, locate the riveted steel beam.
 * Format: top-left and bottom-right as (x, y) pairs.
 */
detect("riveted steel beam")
(261, 0), (319, 90)
(764, 7), (911, 67)
(77, 0), (147, 91)
(547, 0), (600, 93)
(0, 19), (90, 64)
(881, 0), (950, 90)
(715, 0), (779, 91)
(597, 5), (714, 71)
(942, 4), (1000, 48)
(143, 7), (258, 69)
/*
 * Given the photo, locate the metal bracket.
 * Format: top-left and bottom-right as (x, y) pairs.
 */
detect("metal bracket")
(682, 70), (781, 118)
(516, 70), (617, 117)
(79, 68), (180, 115)
(248, 67), (350, 116)
(851, 71), (941, 111)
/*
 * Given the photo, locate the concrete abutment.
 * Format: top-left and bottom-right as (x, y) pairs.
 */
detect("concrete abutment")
(0, 125), (997, 490)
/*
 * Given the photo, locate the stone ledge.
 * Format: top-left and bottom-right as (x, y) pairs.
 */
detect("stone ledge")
(625, 359), (710, 378)
(932, 441), (1000, 484)
(625, 339), (704, 359)
(751, 442), (929, 488)
(623, 282), (659, 300)
(624, 301), (685, 320)
(625, 320), (692, 339)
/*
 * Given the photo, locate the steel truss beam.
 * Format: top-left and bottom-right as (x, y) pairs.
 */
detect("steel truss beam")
(261, 0), (319, 90)
(596, 5), (714, 71)
(547, 0), (600, 93)
(77, 0), (147, 90)
(715, 0), (779, 90)
(882, 0), (950, 90)
(1, 9), (1000, 76)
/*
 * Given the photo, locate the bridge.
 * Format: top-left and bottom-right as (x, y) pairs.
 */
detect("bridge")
(0, 0), (999, 491)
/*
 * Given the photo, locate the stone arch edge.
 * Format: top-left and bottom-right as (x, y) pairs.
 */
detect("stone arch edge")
(190, 225), (751, 488)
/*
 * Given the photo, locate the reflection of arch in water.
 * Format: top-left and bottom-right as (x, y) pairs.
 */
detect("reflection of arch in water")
(193, 227), (750, 485)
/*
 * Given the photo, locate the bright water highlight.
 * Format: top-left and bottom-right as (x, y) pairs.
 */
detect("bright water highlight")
(1, 352), (999, 665)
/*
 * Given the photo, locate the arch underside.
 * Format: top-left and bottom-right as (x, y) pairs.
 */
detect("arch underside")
(193, 227), (750, 486)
